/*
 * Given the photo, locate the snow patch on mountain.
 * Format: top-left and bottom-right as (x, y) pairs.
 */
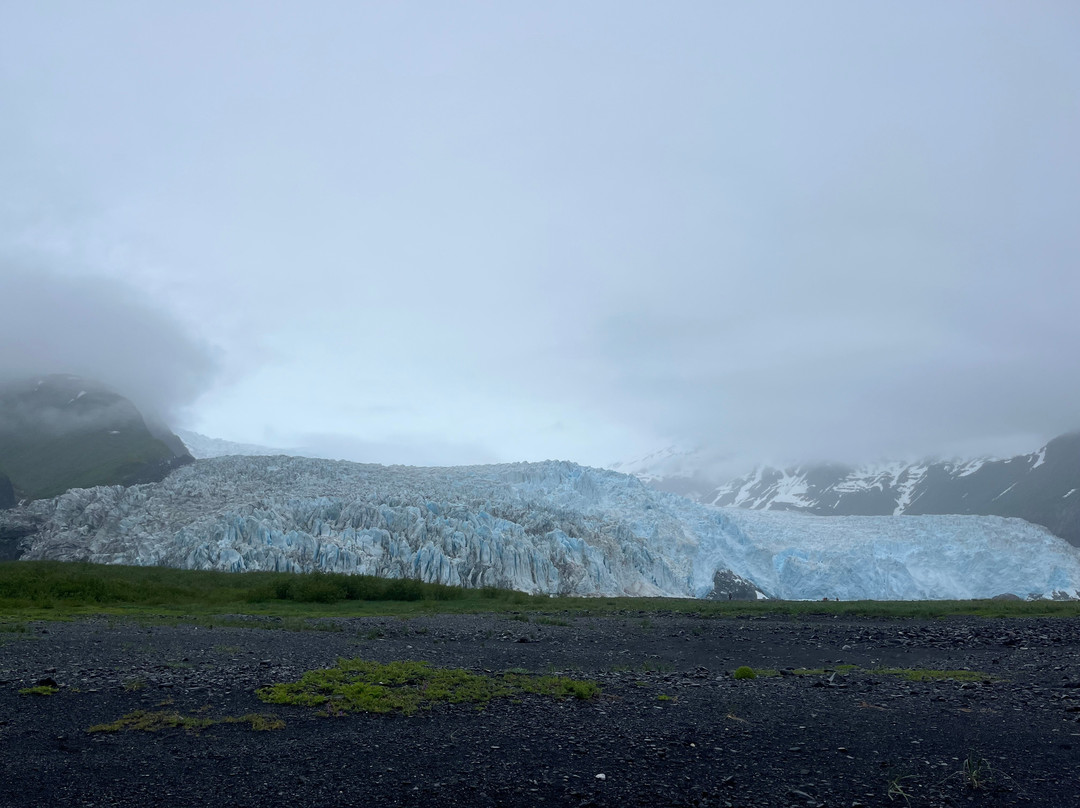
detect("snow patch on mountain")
(762, 472), (813, 508)
(954, 458), (988, 478)
(7, 456), (1080, 600)
(892, 465), (928, 515)
(1030, 446), (1047, 470)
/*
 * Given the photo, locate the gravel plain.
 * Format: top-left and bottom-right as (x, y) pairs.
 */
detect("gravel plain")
(1, 611), (1079, 807)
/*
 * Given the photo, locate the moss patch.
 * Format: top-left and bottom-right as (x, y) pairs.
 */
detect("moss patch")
(790, 664), (860, 675)
(872, 668), (995, 682)
(87, 709), (284, 734)
(18, 685), (58, 696)
(256, 658), (600, 716)
(726, 664), (994, 683)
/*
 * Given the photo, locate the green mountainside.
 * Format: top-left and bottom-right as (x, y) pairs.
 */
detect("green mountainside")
(0, 375), (192, 503)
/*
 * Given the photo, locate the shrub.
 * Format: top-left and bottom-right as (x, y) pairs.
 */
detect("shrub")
(733, 666), (757, 680)
(290, 573), (347, 604)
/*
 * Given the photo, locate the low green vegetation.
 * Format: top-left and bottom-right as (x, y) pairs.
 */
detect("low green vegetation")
(790, 664), (859, 675)
(611, 660), (674, 674)
(87, 709), (284, 733)
(872, 668), (995, 682)
(729, 665), (995, 682)
(256, 658), (600, 716)
(2, 560), (1079, 624)
(18, 684), (58, 696)
(887, 772), (916, 804)
(0, 561), (473, 614)
(962, 751), (994, 790)
(534, 615), (571, 626)
(730, 666), (780, 678)
(881, 751), (998, 804)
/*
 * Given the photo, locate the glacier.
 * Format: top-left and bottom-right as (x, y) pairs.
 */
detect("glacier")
(6, 455), (1080, 600)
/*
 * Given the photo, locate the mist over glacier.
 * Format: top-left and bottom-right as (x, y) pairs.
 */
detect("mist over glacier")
(7, 456), (1080, 601)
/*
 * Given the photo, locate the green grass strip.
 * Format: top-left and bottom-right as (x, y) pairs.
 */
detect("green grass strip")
(3, 560), (1079, 622)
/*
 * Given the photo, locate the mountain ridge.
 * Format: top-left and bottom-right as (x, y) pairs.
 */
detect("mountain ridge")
(0, 374), (193, 504)
(613, 433), (1080, 547)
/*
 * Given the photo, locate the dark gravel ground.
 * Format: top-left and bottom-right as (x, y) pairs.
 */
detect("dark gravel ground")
(1, 611), (1079, 807)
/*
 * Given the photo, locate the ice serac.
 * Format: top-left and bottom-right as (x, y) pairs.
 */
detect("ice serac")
(7, 456), (1080, 600)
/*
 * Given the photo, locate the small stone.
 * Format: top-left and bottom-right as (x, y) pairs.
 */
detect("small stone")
(594, 773), (606, 781)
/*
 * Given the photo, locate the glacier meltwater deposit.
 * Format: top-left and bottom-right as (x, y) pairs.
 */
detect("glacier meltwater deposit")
(7, 456), (1080, 600)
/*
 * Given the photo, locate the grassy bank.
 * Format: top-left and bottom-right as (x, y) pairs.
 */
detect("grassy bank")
(2, 560), (1079, 625)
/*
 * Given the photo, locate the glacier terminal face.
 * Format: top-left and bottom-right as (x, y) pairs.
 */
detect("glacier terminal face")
(711, 509), (1080, 601)
(6, 456), (1080, 600)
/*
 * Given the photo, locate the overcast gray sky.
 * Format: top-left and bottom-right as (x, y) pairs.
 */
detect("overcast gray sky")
(2, 2), (1079, 474)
